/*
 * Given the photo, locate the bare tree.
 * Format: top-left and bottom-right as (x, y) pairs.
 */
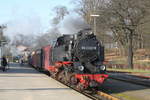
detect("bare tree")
(52, 6), (69, 25)
(75, 0), (112, 42)
(76, 0), (150, 69)
(34, 27), (61, 49)
(11, 34), (35, 47)
(104, 0), (150, 68)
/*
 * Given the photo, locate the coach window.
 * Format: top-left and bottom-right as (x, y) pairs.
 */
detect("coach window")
(56, 36), (64, 46)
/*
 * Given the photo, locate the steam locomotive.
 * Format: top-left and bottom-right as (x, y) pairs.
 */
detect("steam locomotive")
(29, 29), (108, 90)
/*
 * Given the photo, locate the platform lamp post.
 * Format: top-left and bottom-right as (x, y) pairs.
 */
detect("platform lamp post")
(0, 40), (7, 54)
(90, 14), (100, 35)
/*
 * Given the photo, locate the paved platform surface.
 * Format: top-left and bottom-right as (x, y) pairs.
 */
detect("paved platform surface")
(0, 63), (91, 100)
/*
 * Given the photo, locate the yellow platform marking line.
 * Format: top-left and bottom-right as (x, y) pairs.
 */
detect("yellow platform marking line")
(97, 91), (120, 100)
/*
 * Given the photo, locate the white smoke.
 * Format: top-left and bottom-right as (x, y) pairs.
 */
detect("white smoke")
(5, 16), (42, 39)
(3, 6), (43, 41)
(59, 15), (90, 34)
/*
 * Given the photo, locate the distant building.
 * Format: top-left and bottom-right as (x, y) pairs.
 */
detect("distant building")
(16, 45), (28, 52)
(16, 45), (30, 61)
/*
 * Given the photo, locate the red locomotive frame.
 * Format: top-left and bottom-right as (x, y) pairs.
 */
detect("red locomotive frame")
(29, 45), (108, 90)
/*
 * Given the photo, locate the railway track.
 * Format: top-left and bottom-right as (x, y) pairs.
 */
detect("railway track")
(109, 75), (150, 87)
(41, 70), (120, 100)
(54, 77), (120, 100)
(108, 71), (150, 79)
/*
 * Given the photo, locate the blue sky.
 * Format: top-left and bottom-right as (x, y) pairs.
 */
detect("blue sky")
(0, 0), (77, 36)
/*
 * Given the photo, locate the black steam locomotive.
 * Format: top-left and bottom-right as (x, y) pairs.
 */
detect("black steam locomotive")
(53, 29), (106, 73)
(30, 29), (108, 90)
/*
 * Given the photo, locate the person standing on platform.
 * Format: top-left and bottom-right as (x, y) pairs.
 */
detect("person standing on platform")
(1, 56), (8, 71)
(19, 57), (24, 66)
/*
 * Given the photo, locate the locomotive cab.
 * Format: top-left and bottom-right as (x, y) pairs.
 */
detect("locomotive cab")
(52, 35), (73, 63)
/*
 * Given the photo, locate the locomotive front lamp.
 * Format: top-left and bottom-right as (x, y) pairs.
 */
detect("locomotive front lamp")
(78, 65), (84, 71)
(100, 65), (106, 71)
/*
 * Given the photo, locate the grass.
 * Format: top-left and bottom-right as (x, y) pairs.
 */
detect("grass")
(114, 93), (142, 100)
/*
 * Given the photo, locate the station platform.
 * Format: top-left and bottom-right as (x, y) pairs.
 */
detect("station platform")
(0, 63), (91, 100)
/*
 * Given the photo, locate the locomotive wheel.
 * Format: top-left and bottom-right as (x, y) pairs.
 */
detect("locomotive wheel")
(76, 83), (84, 92)
(85, 88), (97, 94)
(57, 71), (64, 81)
(91, 88), (97, 94)
(57, 71), (69, 84)
(70, 74), (78, 86)
(51, 72), (57, 79)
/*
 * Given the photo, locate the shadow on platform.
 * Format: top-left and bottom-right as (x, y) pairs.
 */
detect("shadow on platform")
(0, 87), (71, 92)
(0, 63), (40, 74)
(100, 78), (149, 95)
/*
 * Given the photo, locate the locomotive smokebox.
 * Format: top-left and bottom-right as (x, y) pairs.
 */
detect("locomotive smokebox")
(72, 29), (105, 73)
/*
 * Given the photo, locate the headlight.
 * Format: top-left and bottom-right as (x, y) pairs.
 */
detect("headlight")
(78, 66), (84, 71)
(100, 65), (106, 71)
